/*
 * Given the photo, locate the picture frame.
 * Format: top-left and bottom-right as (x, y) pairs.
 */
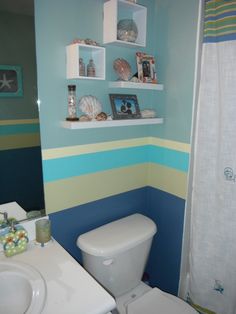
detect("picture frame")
(109, 94), (141, 120)
(136, 52), (157, 84)
(0, 65), (23, 97)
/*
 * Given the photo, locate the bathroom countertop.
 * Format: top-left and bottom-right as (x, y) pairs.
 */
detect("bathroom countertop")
(0, 201), (27, 221)
(0, 239), (116, 314)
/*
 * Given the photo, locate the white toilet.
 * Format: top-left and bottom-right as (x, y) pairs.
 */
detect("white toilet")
(77, 214), (197, 314)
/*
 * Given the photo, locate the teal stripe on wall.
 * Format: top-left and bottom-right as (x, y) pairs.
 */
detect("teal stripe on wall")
(43, 146), (148, 183)
(43, 145), (189, 183)
(148, 145), (189, 172)
(0, 124), (39, 136)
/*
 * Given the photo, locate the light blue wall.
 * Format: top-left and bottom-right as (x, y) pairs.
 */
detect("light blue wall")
(35, 0), (159, 149)
(35, 0), (198, 148)
(150, 0), (199, 143)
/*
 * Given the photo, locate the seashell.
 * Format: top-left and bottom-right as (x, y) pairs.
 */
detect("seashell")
(141, 109), (157, 118)
(79, 115), (91, 122)
(78, 95), (102, 119)
(130, 76), (141, 83)
(96, 112), (107, 121)
(113, 58), (132, 81)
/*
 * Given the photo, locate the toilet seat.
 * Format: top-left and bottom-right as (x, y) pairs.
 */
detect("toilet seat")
(127, 288), (197, 314)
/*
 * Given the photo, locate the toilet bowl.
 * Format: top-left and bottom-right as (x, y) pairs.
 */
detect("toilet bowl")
(113, 282), (196, 314)
(77, 214), (197, 314)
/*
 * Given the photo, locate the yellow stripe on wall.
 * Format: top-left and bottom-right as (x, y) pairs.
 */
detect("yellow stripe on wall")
(42, 138), (148, 160)
(148, 163), (188, 200)
(206, 8), (236, 18)
(0, 133), (41, 150)
(148, 137), (191, 153)
(0, 118), (39, 126)
(44, 161), (188, 214)
(44, 164), (148, 214)
(42, 137), (191, 160)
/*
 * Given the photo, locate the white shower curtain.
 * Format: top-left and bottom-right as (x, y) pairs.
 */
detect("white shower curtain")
(187, 1), (236, 314)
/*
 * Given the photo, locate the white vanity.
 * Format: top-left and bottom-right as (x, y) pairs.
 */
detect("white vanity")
(0, 218), (116, 314)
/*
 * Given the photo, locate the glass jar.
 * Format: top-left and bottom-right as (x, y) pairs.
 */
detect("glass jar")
(66, 85), (79, 121)
(117, 19), (138, 43)
(79, 58), (85, 76)
(87, 59), (96, 77)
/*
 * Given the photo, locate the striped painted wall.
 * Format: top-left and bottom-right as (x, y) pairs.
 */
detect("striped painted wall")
(204, 0), (236, 42)
(42, 137), (190, 214)
(0, 118), (44, 211)
(0, 119), (40, 150)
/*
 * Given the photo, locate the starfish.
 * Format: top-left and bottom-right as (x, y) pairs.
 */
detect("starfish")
(0, 73), (14, 90)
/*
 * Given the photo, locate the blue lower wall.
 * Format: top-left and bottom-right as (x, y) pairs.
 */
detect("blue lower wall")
(49, 187), (185, 296)
(49, 187), (149, 262)
(146, 187), (185, 295)
(0, 147), (45, 211)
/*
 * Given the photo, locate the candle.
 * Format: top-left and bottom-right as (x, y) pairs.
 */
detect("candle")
(35, 219), (51, 244)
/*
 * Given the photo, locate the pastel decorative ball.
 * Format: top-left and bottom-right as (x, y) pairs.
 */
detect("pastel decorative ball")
(78, 95), (102, 119)
(117, 19), (138, 43)
(113, 58), (132, 81)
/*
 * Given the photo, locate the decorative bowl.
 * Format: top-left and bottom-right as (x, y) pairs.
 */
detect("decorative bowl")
(117, 19), (138, 43)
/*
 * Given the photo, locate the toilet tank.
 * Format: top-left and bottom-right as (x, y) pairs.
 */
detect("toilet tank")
(77, 214), (157, 297)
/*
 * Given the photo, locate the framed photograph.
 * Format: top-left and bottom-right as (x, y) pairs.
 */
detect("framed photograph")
(109, 94), (141, 120)
(0, 65), (23, 97)
(136, 52), (157, 84)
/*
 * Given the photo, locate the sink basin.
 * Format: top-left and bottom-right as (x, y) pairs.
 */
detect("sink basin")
(0, 260), (46, 314)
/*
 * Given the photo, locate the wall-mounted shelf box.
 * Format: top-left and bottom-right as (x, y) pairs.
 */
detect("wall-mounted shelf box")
(103, 0), (147, 47)
(66, 43), (106, 80)
(109, 81), (164, 90)
(61, 118), (163, 129)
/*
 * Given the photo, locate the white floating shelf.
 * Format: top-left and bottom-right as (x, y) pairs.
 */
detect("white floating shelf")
(66, 43), (106, 80)
(61, 118), (163, 129)
(109, 81), (164, 90)
(103, 0), (147, 47)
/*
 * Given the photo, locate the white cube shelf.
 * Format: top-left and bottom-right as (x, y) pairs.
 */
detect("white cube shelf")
(103, 0), (147, 47)
(66, 43), (106, 80)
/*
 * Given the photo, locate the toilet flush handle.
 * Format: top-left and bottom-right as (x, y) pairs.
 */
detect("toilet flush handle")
(103, 259), (114, 266)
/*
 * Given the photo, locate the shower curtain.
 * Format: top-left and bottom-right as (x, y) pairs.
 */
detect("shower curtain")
(187, 1), (236, 314)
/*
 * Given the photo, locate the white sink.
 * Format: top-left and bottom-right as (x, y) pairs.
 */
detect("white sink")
(0, 260), (46, 314)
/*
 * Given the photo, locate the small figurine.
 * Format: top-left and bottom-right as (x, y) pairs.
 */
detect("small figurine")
(79, 58), (85, 76)
(87, 59), (96, 77)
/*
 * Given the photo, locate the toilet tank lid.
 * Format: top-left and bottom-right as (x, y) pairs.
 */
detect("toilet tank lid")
(77, 214), (157, 257)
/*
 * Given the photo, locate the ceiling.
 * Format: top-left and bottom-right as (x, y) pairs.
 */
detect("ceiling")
(0, 0), (34, 16)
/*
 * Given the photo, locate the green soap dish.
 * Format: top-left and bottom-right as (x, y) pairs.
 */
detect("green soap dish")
(0, 226), (29, 257)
